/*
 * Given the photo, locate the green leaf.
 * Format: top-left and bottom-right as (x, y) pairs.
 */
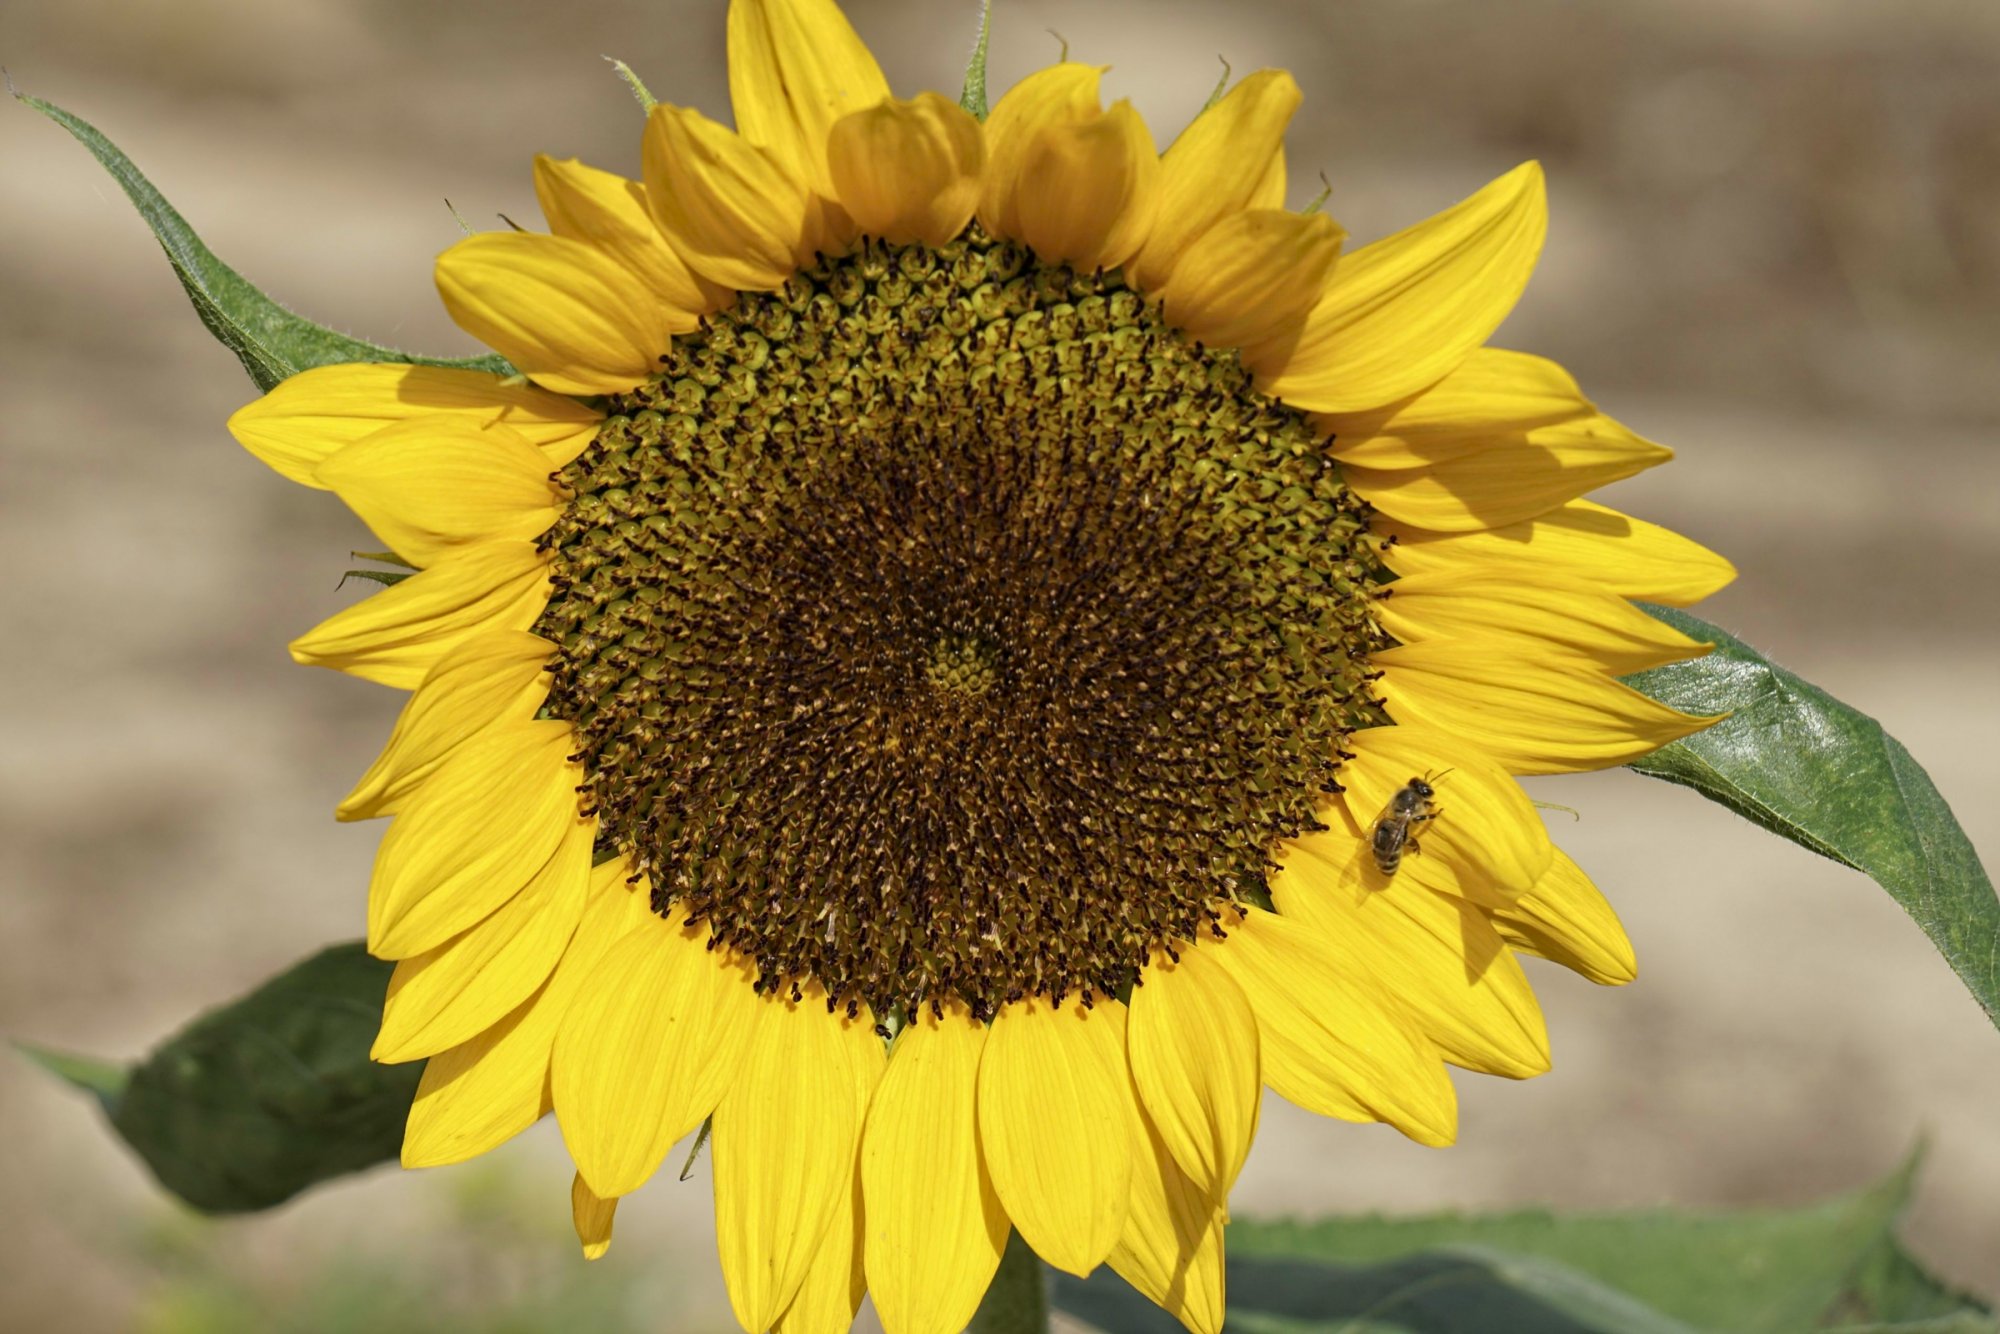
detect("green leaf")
(1052, 1150), (1991, 1333)
(960, 0), (993, 120)
(1836, 1232), (1999, 1330)
(1057, 1250), (1703, 1334)
(15, 1041), (129, 1115)
(15, 91), (512, 391)
(1624, 606), (2000, 1033)
(48, 943), (416, 1214)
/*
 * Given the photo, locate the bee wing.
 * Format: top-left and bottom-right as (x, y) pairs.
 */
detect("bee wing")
(1369, 792), (1403, 831)
(1369, 802), (1408, 851)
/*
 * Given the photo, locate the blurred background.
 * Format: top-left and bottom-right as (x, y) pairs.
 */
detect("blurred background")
(3, 0), (1998, 1328)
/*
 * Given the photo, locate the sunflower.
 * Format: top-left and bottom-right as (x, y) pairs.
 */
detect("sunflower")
(225, 1), (1734, 1330)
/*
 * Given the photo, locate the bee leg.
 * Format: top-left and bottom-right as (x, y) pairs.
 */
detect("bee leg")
(1407, 835), (1422, 857)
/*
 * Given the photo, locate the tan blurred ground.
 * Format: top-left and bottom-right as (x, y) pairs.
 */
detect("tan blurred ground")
(3, 0), (1998, 1328)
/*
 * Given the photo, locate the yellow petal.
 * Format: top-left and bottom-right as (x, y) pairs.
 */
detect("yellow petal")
(434, 232), (671, 396)
(366, 718), (583, 958)
(773, 1157), (866, 1334)
(1493, 847), (1638, 985)
(573, 1173), (617, 1261)
(372, 808), (594, 1062)
(313, 417), (560, 568)
(533, 154), (726, 321)
(552, 905), (765, 1198)
(862, 1005), (1009, 1334)
(1371, 639), (1721, 775)
(1321, 347), (1590, 469)
(1107, 1100), (1226, 1334)
(1206, 908), (1457, 1147)
(1341, 413), (1672, 532)
(227, 364), (602, 489)
(1376, 498), (1738, 608)
(977, 996), (1134, 1276)
(1012, 101), (1161, 272)
(1164, 208), (1344, 354)
(1126, 946), (1259, 1201)
(1336, 724), (1552, 904)
(400, 856), (652, 1168)
(401, 983), (553, 1168)
(1275, 827), (1552, 1079)
(827, 92), (985, 247)
(1248, 148), (1287, 212)
(1130, 69), (1301, 294)
(644, 103), (819, 293)
(338, 630), (554, 822)
(289, 540), (550, 690)
(727, 0), (891, 197)
(714, 991), (885, 1333)
(978, 63), (1106, 243)
(1257, 162), (1547, 413)
(1377, 568), (1711, 674)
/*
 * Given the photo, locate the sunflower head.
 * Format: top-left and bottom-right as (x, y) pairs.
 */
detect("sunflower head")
(226, 1), (1734, 1330)
(536, 229), (1389, 1021)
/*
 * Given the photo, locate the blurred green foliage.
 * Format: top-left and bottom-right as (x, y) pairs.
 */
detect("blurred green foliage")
(1054, 1150), (1994, 1334)
(128, 1165), (663, 1334)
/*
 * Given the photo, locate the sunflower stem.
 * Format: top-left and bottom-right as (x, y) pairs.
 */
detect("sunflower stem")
(968, 1229), (1051, 1334)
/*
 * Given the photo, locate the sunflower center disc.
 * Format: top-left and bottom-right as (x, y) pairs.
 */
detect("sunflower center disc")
(536, 229), (1388, 1019)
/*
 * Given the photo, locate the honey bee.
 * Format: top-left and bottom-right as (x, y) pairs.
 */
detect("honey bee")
(1369, 772), (1448, 876)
